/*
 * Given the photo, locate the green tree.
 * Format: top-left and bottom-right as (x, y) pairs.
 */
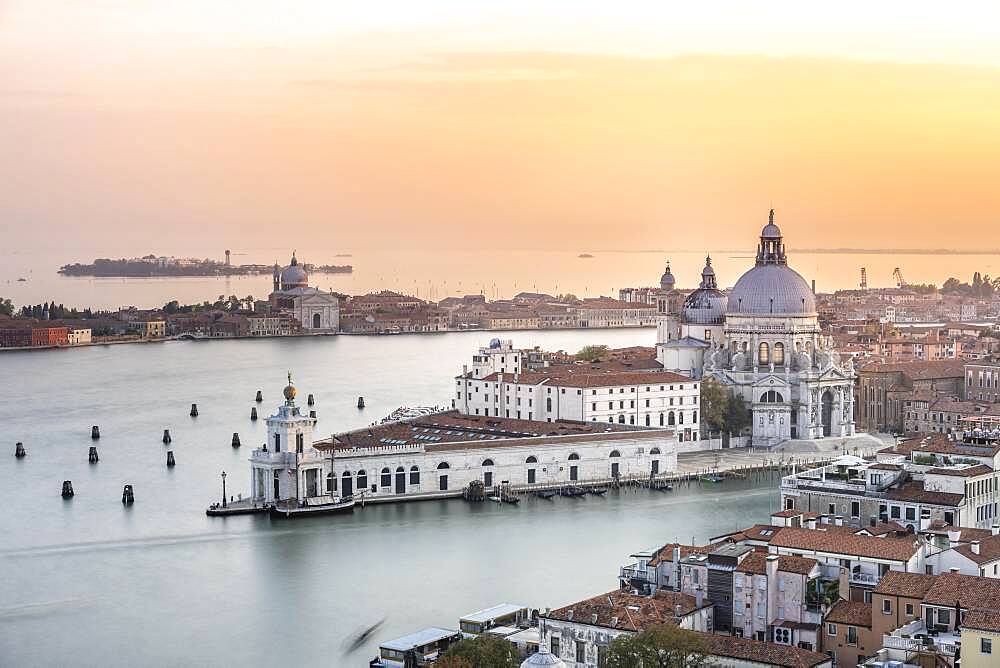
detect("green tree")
(699, 378), (729, 433)
(576, 344), (610, 362)
(0, 297), (13, 317)
(726, 395), (752, 435)
(605, 624), (710, 668)
(438, 635), (519, 668)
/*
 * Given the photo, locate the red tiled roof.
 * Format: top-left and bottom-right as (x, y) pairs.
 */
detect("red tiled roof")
(769, 527), (920, 562)
(952, 535), (1000, 566)
(543, 589), (705, 632)
(873, 571), (937, 598)
(825, 600), (872, 628)
(926, 464), (994, 478)
(700, 633), (831, 668)
(734, 552), (818, 577)
(923, 572), (1000, 609)
(962, 608), (1000, 632)
(885, 481), (965, 507)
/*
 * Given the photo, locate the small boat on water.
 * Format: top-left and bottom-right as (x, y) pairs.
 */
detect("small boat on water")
(650, 483), (673, 492)
(560, 486), (587, 497)
(700, 474), (725, 484)
(270, 495), (356, 518)
(588, 488), (608, 496)
(346, 618), (386, 653)
(489, 495), (520, 505)
(535, 490), (558, 500)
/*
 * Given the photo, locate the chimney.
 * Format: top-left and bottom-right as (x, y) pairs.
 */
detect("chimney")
(972, 540), (981, 555)
(948, 530), (961, 547)
(949, 567), (960, 574)
(673, 546), (682, 589)
(591, 613), (598, 624)
(462, 364), (468, 377)
(838, 568), (849, 600)
(567, 609), (574, 621)
(695, 586), (704, 608)
(993, 525), (999, 536)
(766, 554), (780, 583)
(834, 515), (844, 526)
(675, 604), (683, 619)
(806, 517), (817, 530)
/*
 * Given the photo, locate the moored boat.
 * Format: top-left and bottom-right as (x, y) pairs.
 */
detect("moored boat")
(270, 495), (355, 518)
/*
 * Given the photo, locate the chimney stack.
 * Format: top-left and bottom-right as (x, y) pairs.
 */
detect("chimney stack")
(834, 515), (844, 526)
(766, 554), (780, 584)
(675, 604), (683, 619)
(993, 524), (999, 536)
(972, 540), (981, 555)
(949, 567), (960, 574)
(806, 517), (817, 530)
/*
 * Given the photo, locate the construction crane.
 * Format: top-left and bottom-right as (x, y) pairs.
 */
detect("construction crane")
(860, 267), (867, 290)
(893, 267), (906, 288)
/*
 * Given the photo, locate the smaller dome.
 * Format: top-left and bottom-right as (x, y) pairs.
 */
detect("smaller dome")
(521, 647), (567, 668)
(761, 208), (781, 239)
(660, 262), (675, 290)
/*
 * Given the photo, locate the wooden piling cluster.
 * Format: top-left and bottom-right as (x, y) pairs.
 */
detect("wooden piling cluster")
(232, 432), (241, 448)
(91, 425), (100, 439)
(121, 484), (134, 504)
(166, 451), (175, 467)
(250, 407), (258, 421)
(189, 403), (199, 417)
(162, 429), (172, 444)
(255, 390), (263, 403)
(88, 446), (99, 464)
(14, 442), (26, 458)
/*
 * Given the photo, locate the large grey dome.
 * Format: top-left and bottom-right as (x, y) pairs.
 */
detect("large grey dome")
(521, 648), (567, 668)
(728, 264), (815, 315)
(280, 253), (308, 289)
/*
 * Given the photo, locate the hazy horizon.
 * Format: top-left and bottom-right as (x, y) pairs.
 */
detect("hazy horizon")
(3, 2), (1000, 254)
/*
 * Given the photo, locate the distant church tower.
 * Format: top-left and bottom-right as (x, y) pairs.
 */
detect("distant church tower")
(655, 262), (682, 343)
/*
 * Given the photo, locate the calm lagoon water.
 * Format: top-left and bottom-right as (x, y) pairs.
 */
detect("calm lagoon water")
(0, 329), (778, 667)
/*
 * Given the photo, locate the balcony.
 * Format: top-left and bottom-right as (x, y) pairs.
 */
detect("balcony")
(883, 620), (959, 657)
(849, 570), (879, 585)
(620, 564), (655, 590)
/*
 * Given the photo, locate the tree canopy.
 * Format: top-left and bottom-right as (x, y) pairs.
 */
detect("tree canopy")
(438, 635), (520, 668)
(605, 624), (710, 668)
(698, 379), (751, 435)
(576, 344), (610, 362)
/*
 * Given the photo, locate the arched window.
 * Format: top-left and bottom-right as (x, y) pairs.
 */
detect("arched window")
(761, 390), (784, 403)
(774, 342), (785, 366)
(482, 459), (494, 467)
(758, 342), (770, 365)
(668, 411), (676, 426)
(437, 462), (450, 470)
(609, 450), (621, 458)
(380, 467), (391, 487)
(526, 456), (537, 464)
(395, 466), (404, 473)
(618, 415), (625, 424)
(357, 470), (367, 489)
(659, 413), (664, 426)
(650, 447), (661, 455)
(409, 466), (420, 485)
(568, 453), (580, 461)
(732, 341), (739, 353)
(312, 313), (321, 328)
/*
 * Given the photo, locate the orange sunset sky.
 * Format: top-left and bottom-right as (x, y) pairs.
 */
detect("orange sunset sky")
(2, 2), (1000, 253)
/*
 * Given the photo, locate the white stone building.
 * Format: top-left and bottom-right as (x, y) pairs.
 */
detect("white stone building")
(456, 368), (702, 445)
(67, 328), (92, 345)
(268, 252), (339, 332)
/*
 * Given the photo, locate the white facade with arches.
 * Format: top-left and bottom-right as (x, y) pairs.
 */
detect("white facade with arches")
(308, 411), (678, 502)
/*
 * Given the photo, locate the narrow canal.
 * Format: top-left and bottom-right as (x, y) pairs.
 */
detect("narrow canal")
(0, 330), (779, 666)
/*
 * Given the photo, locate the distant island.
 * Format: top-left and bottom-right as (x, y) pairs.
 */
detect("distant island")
(578, 253), (595, 258)
(59, 255), (352, 278)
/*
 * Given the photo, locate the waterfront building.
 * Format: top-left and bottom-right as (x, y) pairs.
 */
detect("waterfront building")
(269, 252), (339, 332)
(314, 411), (677, 501)
(248, 375), (320, 504)
(371, 628), (463, 668)
(575, 298), (657, 328)
(66, 328), (92, 345)
(780, 437), (1000, 531)
(247, 315), (291, 337)
(455, 366), (702, 445)
(128, 320), (166, 338)
(244, 379), (678, 506)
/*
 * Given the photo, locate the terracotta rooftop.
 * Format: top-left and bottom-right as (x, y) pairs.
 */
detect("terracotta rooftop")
(885, 481), (965, 507)
(700, 633), (831, 668)
(825, 600), (872, 628)
(647, 543), (718, 568)
(926, 464), (994, 478)
(314, 410), (664, 453)
(768, 527), (920, 562)
(923, 572), (1000, 609)
(543, 589), (705, 632)
(952, 534), (1000, 565)
(961, 608), (1000, 633)
(734, 552), (818, 577)
(859, 359), (965, 379)
(473, 368), (690, 388)
(891, 433), (1000, 458)
(872, 571), (937, 598)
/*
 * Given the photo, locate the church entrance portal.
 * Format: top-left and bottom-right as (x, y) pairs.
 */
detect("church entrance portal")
(821, 391), (833, 437)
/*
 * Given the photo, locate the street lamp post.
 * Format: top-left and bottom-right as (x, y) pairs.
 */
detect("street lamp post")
(221, 470), (227, 508)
